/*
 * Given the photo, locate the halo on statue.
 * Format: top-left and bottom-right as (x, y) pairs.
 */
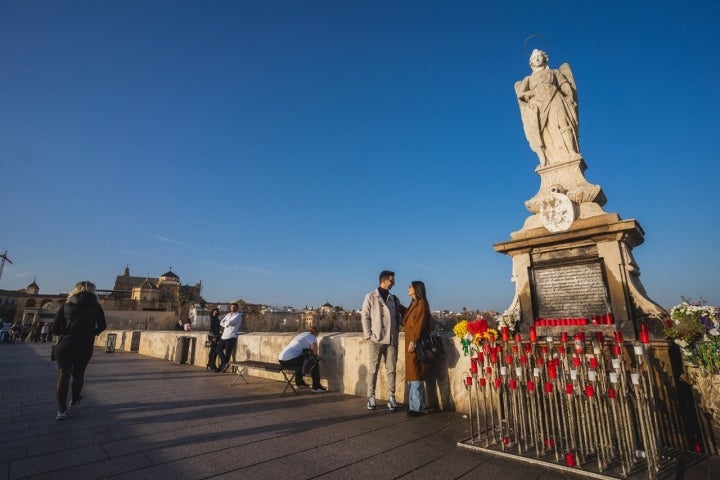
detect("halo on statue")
(522, 33), (546, 57)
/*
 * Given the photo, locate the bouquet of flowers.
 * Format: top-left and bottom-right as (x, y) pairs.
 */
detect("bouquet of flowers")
(664, 298), (720, 374)
(496, 312), (519, 333)
(453, 317), (498, 356)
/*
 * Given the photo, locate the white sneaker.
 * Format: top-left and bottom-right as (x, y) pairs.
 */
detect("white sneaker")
(367, 396), (376, 410)
(55, 410), (67, 421)
(387, 396), (398, 411)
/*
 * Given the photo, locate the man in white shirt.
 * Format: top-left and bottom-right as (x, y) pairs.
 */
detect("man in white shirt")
(278, 326), (327, 393)
(215, 303), (243, 373)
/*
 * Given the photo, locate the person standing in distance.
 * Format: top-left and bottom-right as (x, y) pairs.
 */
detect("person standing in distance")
(403, 281), (432, 417)
(206, 308), (221, 370)
(215, 303), (243, 373)
(52, 281), (107, 421)
(361, 270), (405, 411)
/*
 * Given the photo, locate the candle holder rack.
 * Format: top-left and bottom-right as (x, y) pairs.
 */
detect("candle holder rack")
(457, 327), (678, 479)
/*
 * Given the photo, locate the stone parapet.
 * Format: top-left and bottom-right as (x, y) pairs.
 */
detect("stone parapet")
(94, 330), (472, 411)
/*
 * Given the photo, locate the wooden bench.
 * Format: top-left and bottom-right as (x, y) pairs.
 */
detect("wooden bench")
(229, 360), (301, 396)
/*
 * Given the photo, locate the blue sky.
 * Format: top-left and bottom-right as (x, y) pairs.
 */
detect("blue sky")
(1, 1), (718, 312)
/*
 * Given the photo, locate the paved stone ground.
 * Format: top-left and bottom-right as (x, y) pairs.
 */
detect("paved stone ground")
(1, 342), (717, 479)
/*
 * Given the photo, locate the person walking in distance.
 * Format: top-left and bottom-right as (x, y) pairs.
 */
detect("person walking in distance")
(52, 281), (107, 421)
(215, 303), (242, 373)
(361, 270), (405, 411)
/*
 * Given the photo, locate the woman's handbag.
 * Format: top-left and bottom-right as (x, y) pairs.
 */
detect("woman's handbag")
(416, 334), (445, 363)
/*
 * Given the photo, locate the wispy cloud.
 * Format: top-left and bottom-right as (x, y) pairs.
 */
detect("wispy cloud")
(156, 235), (187, 246)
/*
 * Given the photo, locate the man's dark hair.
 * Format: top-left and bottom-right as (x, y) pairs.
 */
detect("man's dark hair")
(379, 270), (395, 283)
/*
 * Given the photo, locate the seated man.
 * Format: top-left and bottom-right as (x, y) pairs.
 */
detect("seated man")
(278, 326), (327, 393)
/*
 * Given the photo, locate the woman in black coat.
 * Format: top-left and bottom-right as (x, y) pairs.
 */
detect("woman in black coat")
(207, 308), (222, 370)
(52, 281), (106, 421)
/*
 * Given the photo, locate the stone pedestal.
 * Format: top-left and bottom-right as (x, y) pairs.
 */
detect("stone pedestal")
(494, 211), (666, 342)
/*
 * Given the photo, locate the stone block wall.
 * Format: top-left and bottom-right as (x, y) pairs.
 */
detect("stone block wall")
(95, 330), (474, 411)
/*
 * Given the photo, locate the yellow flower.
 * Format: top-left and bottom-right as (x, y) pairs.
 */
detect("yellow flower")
(453, 320), (469, 339)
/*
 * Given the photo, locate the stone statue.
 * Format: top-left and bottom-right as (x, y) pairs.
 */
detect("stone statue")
(515, 49), (581, 167)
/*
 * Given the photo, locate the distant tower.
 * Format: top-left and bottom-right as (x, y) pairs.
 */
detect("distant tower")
(25, 278), (39, 295)
(158, 268), (180, 302)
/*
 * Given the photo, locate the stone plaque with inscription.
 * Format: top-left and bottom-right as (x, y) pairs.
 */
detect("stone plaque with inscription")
(531, 261), (609, 319)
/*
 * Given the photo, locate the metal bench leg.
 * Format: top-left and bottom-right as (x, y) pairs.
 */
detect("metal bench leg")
(280, 369), (299, 397)
(230, 366), (250, 386)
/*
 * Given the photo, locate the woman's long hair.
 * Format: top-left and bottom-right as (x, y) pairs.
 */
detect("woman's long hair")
(411, 281), (428, 302)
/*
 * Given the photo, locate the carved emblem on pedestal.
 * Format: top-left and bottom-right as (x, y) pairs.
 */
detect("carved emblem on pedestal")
(540, 192), (575, 232)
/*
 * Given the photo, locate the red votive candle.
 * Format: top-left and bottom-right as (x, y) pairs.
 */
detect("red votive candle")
(613, 345), (623, 357)
(505, 354), (513, 365)
(614, 330), (623, 343)
(608, 388), (616, 399)
(573, 356), (581, 367)
(470, 360), (478, 374)
(485, 366), (493, 375)
(490, 353), (498, 364)
(529, 326), (537, 343)
(566, 452), (576, 467)
(521, 355), (528, 364)
(548, 365), (557, 378)
(488, 333), (495, 343)
(527, 380), (536, 392)
(544, 382), (553, 393)
(514, 333), (522, 343)
(560, 331), (568, 342)
(465, 376), (472, 386)
(501, 326), (509, 342)
(639, 323), (650, 344)
(565, 383), (574, 395)
(509, 379), (517, 390)
(585, 385), (595, 397)
(494, 378), (502, 389)
(589, 357), (598, 369)
(479, 378), (486, 387)
(557, 346), (565, 354)
(477, 352), (484, 363)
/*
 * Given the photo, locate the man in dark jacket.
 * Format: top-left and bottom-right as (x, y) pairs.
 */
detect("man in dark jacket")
(52, 281), (106, 421)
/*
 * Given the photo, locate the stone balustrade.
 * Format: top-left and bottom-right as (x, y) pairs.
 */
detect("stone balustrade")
(95, 330), (471, 411)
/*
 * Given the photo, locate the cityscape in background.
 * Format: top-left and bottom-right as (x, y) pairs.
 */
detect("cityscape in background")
(0, 264), (498, 335)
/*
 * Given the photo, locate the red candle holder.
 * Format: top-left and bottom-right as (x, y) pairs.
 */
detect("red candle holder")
(639, 323), (650, 344)
(529, 327), (537, 343)
(565, 452), (576, 467)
